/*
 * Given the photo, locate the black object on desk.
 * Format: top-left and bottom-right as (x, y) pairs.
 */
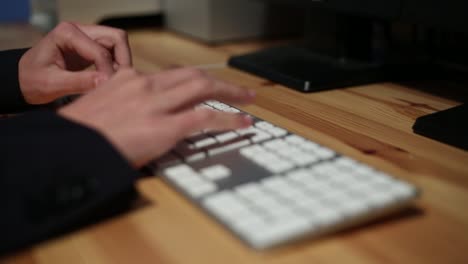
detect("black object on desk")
(413, 104), (468, 151)
(228, 45), (390, 93)
(98, 13), (165, 30)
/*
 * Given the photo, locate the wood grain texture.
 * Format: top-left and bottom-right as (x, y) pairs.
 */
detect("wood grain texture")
(2, 29), (468, 264)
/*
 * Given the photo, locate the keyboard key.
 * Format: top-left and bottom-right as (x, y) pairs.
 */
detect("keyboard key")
(251, 131), (272, 143)
(264, 160), (295, 174)
(290, 153), (320, 166)
(263, 139), (289, 151)
(336, 200), (369, 217)
(185, 152), (206, 163)
(164, 164), (197, 180)
(210, 102), (231, 111)
(224, 107), (241, 113)
(284, 135), (306, 145)
(215, 131), (239, 143)
(266, 127), (288, 137)
(171, 173), (205, 188)
(310, 207), (343, 227)
(334, 156), (358, 169)
(174, 142), (205, 161)
(314, 147), (336, 159)
(261, 176), (290, 192)
(165, 170), (215, 198)
(236, 127), (258, 136)
(352, 164), (375, 177)
(277, 145), (303, 157)
(300, 141), (321, 151)
(208, 139), (251, 156)
(364, 191), (395, 209)
(251, 196), (286, 212)
(203, 191), (250, 219)
(200, 165), (231, 181)
(231, 215), (269, 240)
(239, 145), (267, 158)
(185, 181), (218, 198)
(286, 169), (312, 183)
(235, 183), (267, 200)
(203, 191), (246, 211)
(193, 137), (218, 149)
(295, 197), (325, 211)
(204, 101), (218, 107)
(255, 121), (275, 130)
(250, 152), (280, 166)
(302, 180), (334, 195)
(389, 181), (416, 201)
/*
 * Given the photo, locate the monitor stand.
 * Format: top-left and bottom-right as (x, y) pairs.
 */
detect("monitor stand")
(229, 45), (392, 93)
(413, 104), (468, 151)
(229, 15), (401, 92)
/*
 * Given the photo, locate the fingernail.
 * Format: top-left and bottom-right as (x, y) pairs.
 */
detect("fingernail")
(248, 89), (256, 98)
(241, 115), (253, 127)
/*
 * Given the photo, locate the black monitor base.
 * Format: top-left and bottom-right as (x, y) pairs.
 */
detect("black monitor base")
(413, 104), (468, 151)
(228, 45), (394, 93)
(228, 44), (427, 93)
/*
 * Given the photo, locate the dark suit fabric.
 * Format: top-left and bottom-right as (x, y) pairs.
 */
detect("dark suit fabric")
(0, 49), (138, 255)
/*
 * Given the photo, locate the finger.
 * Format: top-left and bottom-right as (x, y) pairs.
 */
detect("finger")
(95, 38), (120, 71)
(51, 70), (107, 95)
(52, 22), (115, 76)
(156, 77), (256, 112)
(75, 24), (132, 67)
(168, 109), (252, 138)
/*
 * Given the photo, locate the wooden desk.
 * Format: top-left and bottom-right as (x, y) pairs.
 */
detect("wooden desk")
(4, 29), (468, 264)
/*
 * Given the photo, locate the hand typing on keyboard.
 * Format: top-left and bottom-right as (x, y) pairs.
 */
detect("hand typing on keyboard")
(59, 68), (255, 167)
(156, 101), (419, 250)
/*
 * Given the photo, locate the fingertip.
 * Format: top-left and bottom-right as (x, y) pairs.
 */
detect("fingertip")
(247, 89), (256, 99)
(235, 87), (256, 104)
(240, 89), (256, 104)
(240, 114), (253, 128)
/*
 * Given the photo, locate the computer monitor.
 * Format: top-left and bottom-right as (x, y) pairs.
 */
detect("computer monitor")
(228, 0), (468, 149)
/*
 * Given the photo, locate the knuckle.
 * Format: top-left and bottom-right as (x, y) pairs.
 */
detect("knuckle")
(191, 77), (213, 94)
(52, 22), (76, 40)
(98, 49), (112, 60)
(197, 109), (215, 122)
(117, 68), (130, 76)
(136, 77), (152, 91)
(118, 68), (138, 79)
(56, 21), (74, 32)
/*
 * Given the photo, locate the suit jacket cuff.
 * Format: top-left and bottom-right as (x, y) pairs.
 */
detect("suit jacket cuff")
(0, 110), (140, 254)
(0, 48), (39, 114)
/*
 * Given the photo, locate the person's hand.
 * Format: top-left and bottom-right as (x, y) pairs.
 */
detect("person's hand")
(58, 68), (256, 168)
(19, 22), (132, 105)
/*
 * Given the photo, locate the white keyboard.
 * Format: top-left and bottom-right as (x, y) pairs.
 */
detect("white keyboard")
(151, 101), (419, 250)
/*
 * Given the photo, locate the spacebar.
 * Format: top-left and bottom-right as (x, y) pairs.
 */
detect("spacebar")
(207, 140), (251, 156)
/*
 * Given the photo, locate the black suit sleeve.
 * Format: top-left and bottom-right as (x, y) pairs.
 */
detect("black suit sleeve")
(0, 111), (139, 255)
(0, 48), (35, 114)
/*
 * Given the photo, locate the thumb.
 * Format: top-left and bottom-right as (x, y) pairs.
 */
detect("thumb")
(54, 70), (109, 95)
